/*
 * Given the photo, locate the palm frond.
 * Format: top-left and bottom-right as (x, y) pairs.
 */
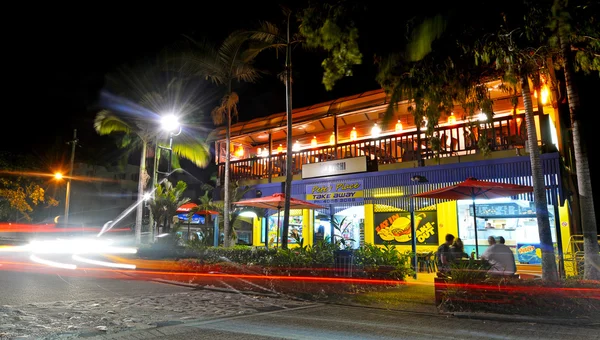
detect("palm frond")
(171, 140), (211, 168)
(211, 92), (240, 125)
(169, 36), (227, 84)
(218, 31), (250, 66)
(249, 21), (281, 43)
(233, 63), (262, 83)
(94, 110), (131, 135)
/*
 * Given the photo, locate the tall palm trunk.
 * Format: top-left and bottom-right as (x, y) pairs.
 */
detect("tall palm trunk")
(150, 139), (160, 242)
(282, 14), (293, 249)
(521, 76), (558, 281)
(558, 13), (600, 280)
(135, 140), (147, 245)
(223, 109), (232, 247)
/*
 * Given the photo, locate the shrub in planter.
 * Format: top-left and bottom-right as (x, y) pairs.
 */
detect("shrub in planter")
(353, 244), (413, 281)
(439, 263), (600, 318)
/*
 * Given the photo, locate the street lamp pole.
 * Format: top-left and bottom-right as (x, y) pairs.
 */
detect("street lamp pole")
(149, 114), (180, 240)
(64, 129), (78, 226)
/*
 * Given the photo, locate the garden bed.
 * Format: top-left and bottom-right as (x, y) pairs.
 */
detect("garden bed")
(435, 274), (600, 319)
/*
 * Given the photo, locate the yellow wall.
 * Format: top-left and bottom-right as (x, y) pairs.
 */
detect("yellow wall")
(364, 203), (375, 245)
(558, 204), (575, 276)
(252, 217), (263, 246)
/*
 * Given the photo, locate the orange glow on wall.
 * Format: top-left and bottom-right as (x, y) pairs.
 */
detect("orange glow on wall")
(371, 123), (381, 137)
(540, 85), (549, 105)
(350, 127), (357, 141)
(329, 132), (335, 145)
(235, 145), (244, 158)
(395, 120), (403, 133)
(311, 136), (317, 147)
(447, 112), (456, 124)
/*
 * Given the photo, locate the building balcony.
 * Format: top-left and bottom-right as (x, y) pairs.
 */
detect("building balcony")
(217, 111), (554, 185)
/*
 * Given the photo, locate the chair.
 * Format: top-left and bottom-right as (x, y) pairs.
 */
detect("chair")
(428, 252), (438, 273)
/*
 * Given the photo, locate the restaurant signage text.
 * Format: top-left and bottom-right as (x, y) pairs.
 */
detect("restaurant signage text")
(302, 156), (367, 179)
(305, 179), (364, 204)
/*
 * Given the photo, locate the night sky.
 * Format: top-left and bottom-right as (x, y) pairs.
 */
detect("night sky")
(5, 3), (598, 173)
(6, 2), (398, 169)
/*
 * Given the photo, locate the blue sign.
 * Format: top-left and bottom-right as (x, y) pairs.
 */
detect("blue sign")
(305, 179), (364, 204)
(516, 243), (542, 264)
(177, 213), (205, 225)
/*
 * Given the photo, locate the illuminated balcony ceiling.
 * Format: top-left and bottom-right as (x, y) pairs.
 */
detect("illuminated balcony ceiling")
(208, 80), (536, 147)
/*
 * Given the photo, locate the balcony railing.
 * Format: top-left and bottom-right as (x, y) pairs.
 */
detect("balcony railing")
(218, 113), (539, 183)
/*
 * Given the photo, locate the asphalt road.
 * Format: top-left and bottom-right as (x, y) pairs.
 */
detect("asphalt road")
(2, 254), (599, 340)
(98, 303), (600, 340)
(0, 254), (190, 305)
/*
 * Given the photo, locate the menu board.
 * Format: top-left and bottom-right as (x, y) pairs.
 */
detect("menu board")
(469, 203), (535, 217)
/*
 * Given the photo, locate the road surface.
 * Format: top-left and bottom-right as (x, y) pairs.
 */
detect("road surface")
(1, 254), (598, 339)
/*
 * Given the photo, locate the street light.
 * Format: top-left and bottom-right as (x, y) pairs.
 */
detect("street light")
(149, 113), (182, 241)
(53, 171), (72, 226)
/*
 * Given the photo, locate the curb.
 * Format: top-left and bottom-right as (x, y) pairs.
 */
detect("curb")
(451, 311), (600, 327)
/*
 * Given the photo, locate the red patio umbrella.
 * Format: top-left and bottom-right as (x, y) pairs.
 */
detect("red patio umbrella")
(233, 193), (325, 247)
(176, 203), (219, 240)
(412, 177), (533, 257)
(176, 202), (219, 216)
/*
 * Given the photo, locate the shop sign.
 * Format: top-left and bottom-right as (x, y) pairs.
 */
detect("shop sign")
(305, 179), (364, 204)
(177, 213), (205, 225)
(302, 156), (367, 179)
(373, 211), (438, 245)
(516, 243), (542, 264)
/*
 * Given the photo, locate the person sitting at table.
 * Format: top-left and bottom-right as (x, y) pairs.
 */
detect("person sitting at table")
(436, 233), (455, 275)
(450, 237), (469, 261)
(481, 236), (517, 277)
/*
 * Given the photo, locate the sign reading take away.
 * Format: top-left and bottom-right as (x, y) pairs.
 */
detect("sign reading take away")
(306, 180), (364, 204)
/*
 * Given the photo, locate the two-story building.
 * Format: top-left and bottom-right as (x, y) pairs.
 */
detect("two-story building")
(208, 79), (574, 276)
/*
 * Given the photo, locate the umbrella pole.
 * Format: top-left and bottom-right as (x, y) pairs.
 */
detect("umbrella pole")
(277, 208), (281, 248)
(472, 197), (479, 258)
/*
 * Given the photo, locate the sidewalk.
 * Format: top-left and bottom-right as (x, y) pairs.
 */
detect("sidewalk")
(111, 255), (597, 327)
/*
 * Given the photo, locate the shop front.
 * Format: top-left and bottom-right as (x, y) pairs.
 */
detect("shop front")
(248, 152), (569, 274)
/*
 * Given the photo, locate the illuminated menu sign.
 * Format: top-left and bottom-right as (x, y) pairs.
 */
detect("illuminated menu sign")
(469, 203), (535, 217)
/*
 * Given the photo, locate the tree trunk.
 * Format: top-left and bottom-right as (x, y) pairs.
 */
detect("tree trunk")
(134, 141), (147, 245)
(282, 14), (293, 249)
(521, 76), (558, 282)
(557, 8), (600, 280)
(223, 109), (232, 247)
(150, 139), (160, 243)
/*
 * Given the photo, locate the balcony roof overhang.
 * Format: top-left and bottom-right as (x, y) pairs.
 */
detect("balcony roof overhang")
(208, 79), (537, 147)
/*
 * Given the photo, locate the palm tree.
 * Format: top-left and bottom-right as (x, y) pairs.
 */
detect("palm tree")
(244, 5), (360, 248)
(244, 12), (300, 249)
(148, 180), (190, 234)
(171, 32), (261, 247)
(470, 4), (559, 281)
(552, 0), (600, 280)
(94, 80), (211, 245)
(205, 181), (253, 245)
(376, 2), (559, 280)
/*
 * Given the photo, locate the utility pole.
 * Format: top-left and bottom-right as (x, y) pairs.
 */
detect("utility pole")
(64, 129), (78, 226)
(281, 11), (293, 249)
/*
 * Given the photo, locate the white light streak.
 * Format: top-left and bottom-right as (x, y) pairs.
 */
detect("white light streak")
(30, 254), (77, 270)
(72, 254), (136, 269)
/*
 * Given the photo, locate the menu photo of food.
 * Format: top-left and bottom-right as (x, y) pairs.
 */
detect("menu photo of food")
(374, 211), (438, 245)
